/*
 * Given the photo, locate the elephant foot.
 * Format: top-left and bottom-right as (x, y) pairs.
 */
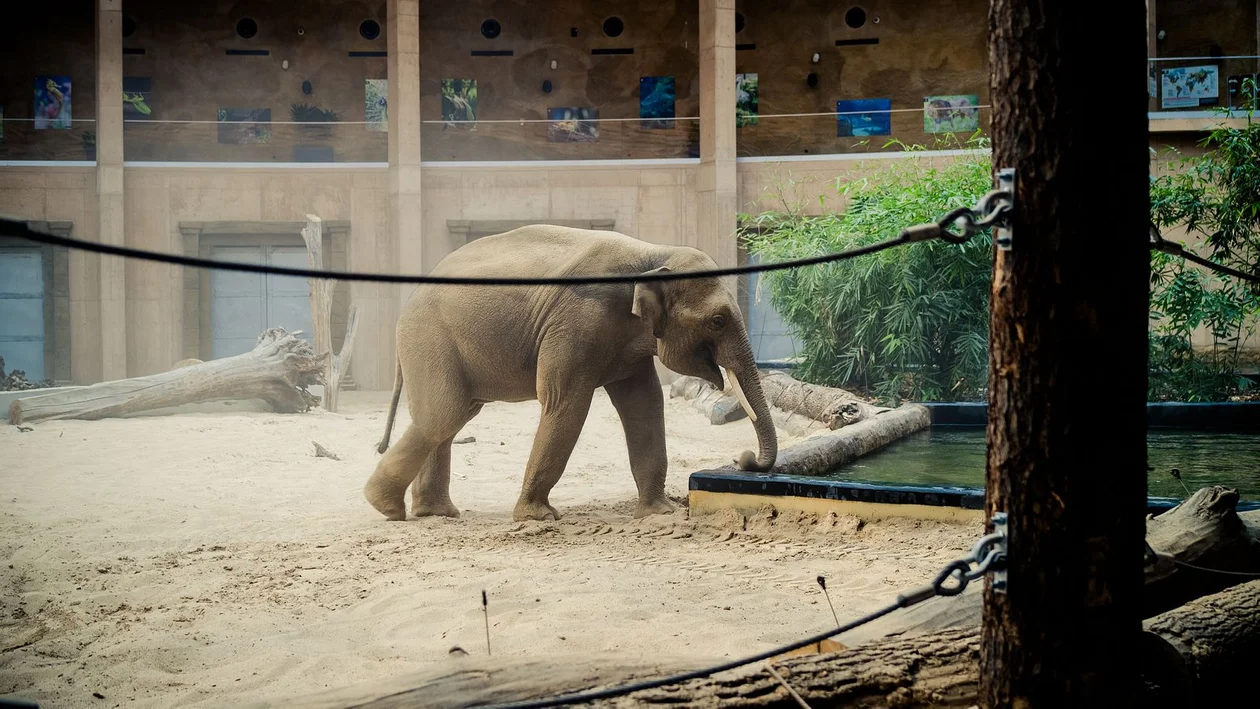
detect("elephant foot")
(513, 500), (562, 522)
(634, 496), (677, 518)
(364, 480), (407, 521)
(412, 499), (461, 518)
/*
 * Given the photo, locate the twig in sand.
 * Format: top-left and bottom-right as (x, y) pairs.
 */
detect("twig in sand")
(453, 436), (476, 445)
(313, 441), (341, 461)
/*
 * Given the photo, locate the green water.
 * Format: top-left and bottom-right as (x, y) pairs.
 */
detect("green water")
(826, 427), (1260, 500)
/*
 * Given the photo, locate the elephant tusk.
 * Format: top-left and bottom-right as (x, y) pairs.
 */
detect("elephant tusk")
(723, 367), (758, 423)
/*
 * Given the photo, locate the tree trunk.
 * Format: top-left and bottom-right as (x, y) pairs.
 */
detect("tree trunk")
(771, 404), (930, 476)
(758, 370), (890, 429)
(327, 304), (360, 413)
(835, 486), (1260, 649)
(669, 372), (889, 435)
(7, 328), (323, 424)
(984, 0), (1150, 705)
(1141, 580), (1260, 706)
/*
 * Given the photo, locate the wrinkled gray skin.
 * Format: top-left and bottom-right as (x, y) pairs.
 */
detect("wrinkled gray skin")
(365, 225), (777, 522)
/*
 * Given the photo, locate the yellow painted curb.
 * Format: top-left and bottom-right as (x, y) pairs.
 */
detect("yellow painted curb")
(688, 490), (986, 523)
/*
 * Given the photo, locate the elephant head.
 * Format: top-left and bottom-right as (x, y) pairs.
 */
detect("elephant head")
(631, 252), (777, 473)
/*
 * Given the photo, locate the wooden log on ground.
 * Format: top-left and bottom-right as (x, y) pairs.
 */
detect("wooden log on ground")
(7, 328), (323, 425)
(758, 370), (890, 429)
(668, 374), (748, 425)
(833, 485), (1260, 649)
(1143, 485), (1260, 616)
(771, 403), (930, 476)
(1141, 580), (1260, 706)
(288, 578), (1260, 708)
(268, 654), (710, 709)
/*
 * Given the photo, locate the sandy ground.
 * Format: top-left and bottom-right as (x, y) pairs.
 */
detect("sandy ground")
(1, 389), (979, 708)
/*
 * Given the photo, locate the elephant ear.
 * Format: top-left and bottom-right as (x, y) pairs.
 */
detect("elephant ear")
(631, 267), (671, 338)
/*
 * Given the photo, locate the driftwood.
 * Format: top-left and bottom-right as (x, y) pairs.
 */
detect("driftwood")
(758, 370), (890, 429)
(668, 375), (749, 425)
(7, 328), (323, 425)
(268, 654), (710, 709)
(771, 404), (931, 476)
(300, 214), (360, 413)
(669, 372), (891, 435)
(1141, 579), (1260, 706)
(834, 485), (1260, 649)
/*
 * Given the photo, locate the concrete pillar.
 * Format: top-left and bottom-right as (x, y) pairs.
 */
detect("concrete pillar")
(388, 0), (422, 311)
(96, 0), (127, 381)
(697, 0), (738, 272)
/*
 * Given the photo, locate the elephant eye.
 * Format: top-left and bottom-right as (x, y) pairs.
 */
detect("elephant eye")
(709, 314), (727, 330)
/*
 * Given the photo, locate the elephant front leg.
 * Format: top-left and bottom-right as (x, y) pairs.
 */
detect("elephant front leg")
(514, 387), (596, 522)
(605, 361), (674, 518)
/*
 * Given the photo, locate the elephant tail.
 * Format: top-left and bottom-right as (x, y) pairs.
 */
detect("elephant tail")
(376, 359), (404, 454)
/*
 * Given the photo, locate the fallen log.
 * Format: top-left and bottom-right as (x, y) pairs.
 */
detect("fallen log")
(833, 485), (1260, 648)
(1141, 579), (1260, 706)
(7, 328), (324, 425)
(1143, 485), (1260, 616)
(771, 403), (931, 476)
(266, 654), (710, 709)
(758, 370), (890, 429)
(668, 375), (749, 425)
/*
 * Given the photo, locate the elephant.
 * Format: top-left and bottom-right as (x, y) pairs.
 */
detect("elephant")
(364, 224), (777, 522)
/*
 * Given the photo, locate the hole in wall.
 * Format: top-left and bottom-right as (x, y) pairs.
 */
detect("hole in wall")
(359, 19), (380, 40)
(481, 19), (502, 39)
(735, 12), (745, 33)
(844, 8), (867, 29)
(236, 18), (258, 39)
(122, 15), (136, 38)
(602, 16), (624, 38)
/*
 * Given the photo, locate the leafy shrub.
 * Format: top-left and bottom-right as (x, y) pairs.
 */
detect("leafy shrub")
(1149, 81), (1260, 400)
(742, 142), (994, 403)
(745, 123), (1260, 403)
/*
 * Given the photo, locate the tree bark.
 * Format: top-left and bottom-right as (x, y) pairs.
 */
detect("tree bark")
(1141, 580), (1260, 706)
(984, 0), (1150, 705)
(7, 328), (323, 424)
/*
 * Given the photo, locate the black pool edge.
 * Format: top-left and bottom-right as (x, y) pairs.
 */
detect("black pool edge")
(687, 470), (1260, 516)
(923, 401), (1260, 430)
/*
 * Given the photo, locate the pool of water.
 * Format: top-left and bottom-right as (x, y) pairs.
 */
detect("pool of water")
(826, 426), (1260, 500)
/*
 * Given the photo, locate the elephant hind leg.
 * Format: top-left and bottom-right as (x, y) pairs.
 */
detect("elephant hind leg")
(410, 403), (483, 517)
(365, 425), (435, 521)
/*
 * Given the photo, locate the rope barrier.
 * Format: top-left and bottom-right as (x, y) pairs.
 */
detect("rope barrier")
(1150, 225), (1260, 285)
(0, 199), (1007, 287)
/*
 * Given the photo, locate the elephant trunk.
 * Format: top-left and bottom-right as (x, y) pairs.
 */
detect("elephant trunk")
(721, 335), (777, 473)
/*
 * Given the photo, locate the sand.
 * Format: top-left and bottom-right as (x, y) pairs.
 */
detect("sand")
(1, 389), (979, 707)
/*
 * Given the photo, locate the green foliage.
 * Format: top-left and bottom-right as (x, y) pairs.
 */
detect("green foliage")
(1148, 78), (1260, 400)
(742, 139), (994, 404)
(1148, 250), (1258, 400)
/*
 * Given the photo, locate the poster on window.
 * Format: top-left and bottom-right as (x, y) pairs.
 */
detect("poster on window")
(34, 76), (72, 130)
(1161, 65), (1219, 108)
(365, 79), (387, 132)
(923, 94), (979, 133)
(836, 98), (892, 137)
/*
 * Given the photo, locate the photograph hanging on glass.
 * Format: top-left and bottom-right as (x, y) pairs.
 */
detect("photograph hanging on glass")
(836, 98), (892, 137)
(441, 78), (477, 130)
(123, 77), (154, 120)
(216, 108), (272, 144)
(1161, 65), (1219, 109)
(923, 94), (979, 133)
(736, 73), (759, 127)
(34, 76), (72, 130)
(547, 107), (600, 143)
(365, 79), (388, 132)
(639, 76), (676, 129)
